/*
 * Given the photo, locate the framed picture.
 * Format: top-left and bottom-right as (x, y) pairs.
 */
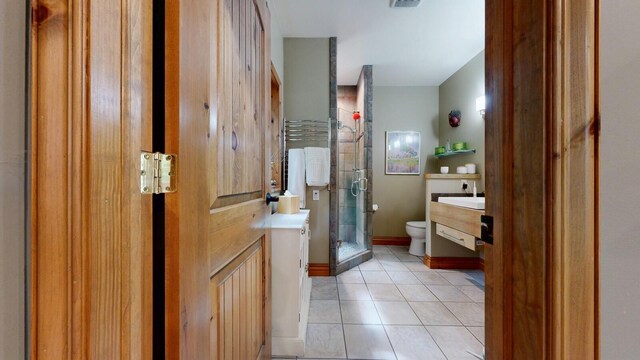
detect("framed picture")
(385, 131), (421, 175)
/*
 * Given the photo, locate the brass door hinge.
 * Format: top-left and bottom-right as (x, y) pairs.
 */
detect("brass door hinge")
(140, 152), (177, 194)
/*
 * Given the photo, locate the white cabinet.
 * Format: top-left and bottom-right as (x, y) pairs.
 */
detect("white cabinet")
(271, 210), (312, 356)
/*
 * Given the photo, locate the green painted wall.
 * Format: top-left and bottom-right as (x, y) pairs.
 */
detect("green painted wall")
(438, 51), (485, 190)
(0, 0), (26, 357)
(283, 38), (330, 263)
(372, 86), (439, 237)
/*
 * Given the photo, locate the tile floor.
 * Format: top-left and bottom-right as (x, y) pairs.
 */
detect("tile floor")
(274, 245), (485, 360)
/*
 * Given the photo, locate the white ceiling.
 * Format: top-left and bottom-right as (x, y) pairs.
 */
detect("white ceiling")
(268, 0), (485, 86)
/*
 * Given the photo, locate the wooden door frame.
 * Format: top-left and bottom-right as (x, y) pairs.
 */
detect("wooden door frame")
(29, 0), (154, 358)
(485, 0), (599, 358)
(270, 63), (283, 192)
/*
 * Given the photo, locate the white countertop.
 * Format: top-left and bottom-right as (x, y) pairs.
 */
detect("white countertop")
(271, 209), (310, 229)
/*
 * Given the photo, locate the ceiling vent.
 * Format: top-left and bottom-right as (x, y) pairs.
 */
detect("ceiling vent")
(390, 0), (422, 8)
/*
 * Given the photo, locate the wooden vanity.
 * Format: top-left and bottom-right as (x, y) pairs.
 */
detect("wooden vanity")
(424, 174), (484, 265)
(430, 201), (484, 251)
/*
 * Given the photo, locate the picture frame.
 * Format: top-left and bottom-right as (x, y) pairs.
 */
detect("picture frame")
(385, 131), (421, 175)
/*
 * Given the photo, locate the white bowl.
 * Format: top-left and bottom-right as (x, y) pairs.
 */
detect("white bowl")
(440, 166), (449, 174)
(456, 166), (468, 174)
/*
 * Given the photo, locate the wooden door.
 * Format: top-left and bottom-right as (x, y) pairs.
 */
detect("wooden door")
(30, 0), (154, 358)
(164, 0), (272, 358)
(485, 0), (598, 358)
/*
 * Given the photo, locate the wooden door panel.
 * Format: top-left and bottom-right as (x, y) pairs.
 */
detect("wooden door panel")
(212, 241), (265, 360)
(209, 200), (269, 274)
(166, 0), (271, 358)
(217, 0), (265, 198)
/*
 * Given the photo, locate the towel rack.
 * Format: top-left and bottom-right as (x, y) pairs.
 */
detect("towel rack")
(282, 118), (331, 190)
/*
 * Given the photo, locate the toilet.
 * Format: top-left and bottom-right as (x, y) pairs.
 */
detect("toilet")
(406, 221), (427, 256)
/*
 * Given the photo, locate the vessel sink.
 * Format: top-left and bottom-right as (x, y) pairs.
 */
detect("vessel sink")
(438, 196), (485, 210)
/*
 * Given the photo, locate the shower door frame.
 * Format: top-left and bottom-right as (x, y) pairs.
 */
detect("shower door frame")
(330, 60), (375, 275)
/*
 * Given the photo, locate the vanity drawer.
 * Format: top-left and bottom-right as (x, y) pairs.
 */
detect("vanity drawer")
(435, 223), (479, 251)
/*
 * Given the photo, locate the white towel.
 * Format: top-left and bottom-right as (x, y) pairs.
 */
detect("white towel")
(304, 147), (330, 187)
(287, 149), (306, 208)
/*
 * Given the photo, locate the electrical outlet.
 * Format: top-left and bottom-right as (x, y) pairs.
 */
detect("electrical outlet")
(312, 190), (320, 201)
(461, 180), (469, 191)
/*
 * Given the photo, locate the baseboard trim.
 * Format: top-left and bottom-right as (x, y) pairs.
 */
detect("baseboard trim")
(424, 254), (483, 270)
(372, 236), (411, 246)
(308, 263), (330, 276)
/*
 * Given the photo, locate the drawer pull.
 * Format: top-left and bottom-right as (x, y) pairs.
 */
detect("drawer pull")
(439, 230), (465, 244)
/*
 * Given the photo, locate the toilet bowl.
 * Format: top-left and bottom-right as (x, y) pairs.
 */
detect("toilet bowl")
(406, 221), (427, 256)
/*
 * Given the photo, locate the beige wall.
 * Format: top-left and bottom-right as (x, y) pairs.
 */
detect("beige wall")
(372, 86), (439, 237)
(0, 0), (26, 357)
(283, 38), (330, 263)
(438, 51), (485, 190)
(600, 1), (640, 357)
(268, 0), (284, 80)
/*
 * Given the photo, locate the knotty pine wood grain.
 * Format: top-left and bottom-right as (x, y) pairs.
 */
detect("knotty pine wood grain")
(165, 0), (272, 358)
(31, 0), (153, 358)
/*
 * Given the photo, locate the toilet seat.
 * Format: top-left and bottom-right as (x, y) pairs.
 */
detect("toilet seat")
(406, 221), (426, 229)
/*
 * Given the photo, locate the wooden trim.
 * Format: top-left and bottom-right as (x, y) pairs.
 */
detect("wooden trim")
(424, 174), (481, 180)
(423, 255), (483, 270)
(308, 263), (330, 277)
(372, 236), (411, 247)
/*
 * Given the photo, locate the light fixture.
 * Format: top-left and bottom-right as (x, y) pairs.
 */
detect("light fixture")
(476, 95), (486, 118)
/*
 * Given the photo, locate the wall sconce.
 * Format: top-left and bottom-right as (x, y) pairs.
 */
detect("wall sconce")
(476, 95), (486, 118)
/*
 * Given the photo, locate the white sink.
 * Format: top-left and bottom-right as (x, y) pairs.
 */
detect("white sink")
(438, 197), (485, 210)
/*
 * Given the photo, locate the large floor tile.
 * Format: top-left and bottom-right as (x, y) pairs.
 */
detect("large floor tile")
(380, 261), (410, 272)
(308, 300), (342, 324)
(359, 259), (384, 271)
(409, 301), (462, 325)
(338, 283), (372, 300)
(367, 283), (405, 301)
(426, 326), (484, 360)
(457, 285), (485, 303)
(467, 326), (485, 345)
(414, 271), (450, 285)
(337, 269), (365, 284)
(372, 245), (391, 254)
(374, 301), (421, 325)
(404, 262), (432, 272)
(340, 300), (381, 324)
(427, 285), (474, 302)
(374, 253), (400, 262)
(396, 284), (439, 302)
(313, 277), (337, 285)
(440, 271), (482, 286)
(385, 325), (447, 360)
(394, 253), (421, 262)
(388, 271), (421, 285)
(343, 324), (396, 360)
(304, 324), (347, 359)
(362, 270), (394, 284)
(444, 302), (485, 326)
(388, 245), (410, 254)
(312, 281), (339, 300)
